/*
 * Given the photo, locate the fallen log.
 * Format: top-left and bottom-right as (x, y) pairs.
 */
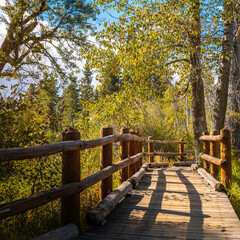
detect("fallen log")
(197, 168), (223, 191)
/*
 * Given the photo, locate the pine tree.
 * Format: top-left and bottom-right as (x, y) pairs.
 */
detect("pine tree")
(62, 75), (79, 127)
(79, 62), (93, 103)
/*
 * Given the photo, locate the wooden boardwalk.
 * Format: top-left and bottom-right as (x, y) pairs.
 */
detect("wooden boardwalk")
(78, 167), (240, 240)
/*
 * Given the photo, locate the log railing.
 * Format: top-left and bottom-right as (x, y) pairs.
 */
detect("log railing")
(0, 125), (189, 236)
(198, 127), (232, 190)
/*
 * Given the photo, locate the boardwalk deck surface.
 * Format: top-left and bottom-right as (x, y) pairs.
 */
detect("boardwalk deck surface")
(77, 167), (240, 239)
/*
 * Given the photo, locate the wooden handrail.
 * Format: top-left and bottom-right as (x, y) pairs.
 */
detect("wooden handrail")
(199, 153), (226, 166)
(199, 135), (223, 141)
(0, 152), (145, 220)
(0, 134), (186, 163)
(198, 127), (232, 189)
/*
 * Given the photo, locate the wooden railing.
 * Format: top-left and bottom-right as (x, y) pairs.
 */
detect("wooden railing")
(198, 127), (232, 190)
(0, 125), (189, 237)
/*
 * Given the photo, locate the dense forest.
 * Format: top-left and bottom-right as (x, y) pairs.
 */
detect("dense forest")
(0, 0), (240, 239)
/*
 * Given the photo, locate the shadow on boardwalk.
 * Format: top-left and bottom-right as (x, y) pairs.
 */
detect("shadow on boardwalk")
(78, 168), (231, 239)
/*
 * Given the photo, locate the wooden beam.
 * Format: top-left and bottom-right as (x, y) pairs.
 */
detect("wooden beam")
(199, 153), (226, 166)
(0, 152), (144, 220)
(197, 168), (223, 191)
(61, 127), (80, 228)
(100, 125), (113, 201)
(199, 135), (223, 141)
(173, 162), (195, 167)
(86, 180), (133, 226)
(220, 128), (232, 189)
(210, 130), (219, 178)
(202, 131), (210, 171)
(119, 127), (129, 183)
(148, 136), (154, 163)
(148, 162), (169, 168)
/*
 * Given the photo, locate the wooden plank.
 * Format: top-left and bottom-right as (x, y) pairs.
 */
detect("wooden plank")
(199, 153), (226, 166)
(199, 135), (223, 141)
(80, 167), (240, 240)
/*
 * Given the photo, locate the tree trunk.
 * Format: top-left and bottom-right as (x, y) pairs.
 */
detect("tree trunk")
(211, 1), (233, 132)
(227, 17), (240, 149)
(189, 0), (207, 148)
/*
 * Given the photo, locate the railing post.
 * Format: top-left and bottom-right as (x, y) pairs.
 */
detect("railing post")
(148, 136), (154, 163)
(202, 131), (210, 171)
(128, 129), (137, 177)
(179, 138), (185, 162)
(62, 127), (80, 228)
(220, 128), (232, 189)
(138, 132), (143, 168)
(120, 127), (129, 183)
(210, 130), (219, 178)
(100, 125), (113, 201)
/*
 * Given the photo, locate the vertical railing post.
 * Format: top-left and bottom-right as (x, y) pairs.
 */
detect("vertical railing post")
(179, 138), (185, 162)
(120, 127), (129, 183)
(128, 129), (137, 177)
(138, 132), (143, 168)
(62, 127), (80, 228)
(202, 131), (210, 171)
(100, 125), (113, 201)
(210, 129), (219, 178)
(220, 128), (232, 189)
(148, 136), (154, 163)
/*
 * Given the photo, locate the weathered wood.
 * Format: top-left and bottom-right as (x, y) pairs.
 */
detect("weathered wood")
(179, 138), (185, 161)
(61, 127), (80, 228)
(197, 167), (223, 191)
(0, 134), (143, 162)
(148, 162), (169, 168)
(100, 125), (113, 201)
(153, 152), (187, 157)
(199, 153), (226, 166)
(146, 140), (187, 144)
(199, 134), (223, 141)
(128, 130), (137, 177)
(119, 127), (129, 183)
(148, 136), (154, 163)
(0, 152), (144, 220)
(210, 130), (219, 178)
(128, 167), (146, 188)
(173, 162), (195, 167)
(0, 135), (189, 163)
(32, 224), (79, 240)
(220, 128), (232, 189)
(86, 181), (133, 225)
(202, 131), (210, 171)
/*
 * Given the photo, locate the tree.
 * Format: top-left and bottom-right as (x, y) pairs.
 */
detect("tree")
(227, 1), (240, 148)
(0, 0), (96, 80)
(211, 0), (234, 132)
(35, 71), (60, 130)
(87, 0), (224, 146)
(61, 75), (80, 126)
(79, 61), (94, 102)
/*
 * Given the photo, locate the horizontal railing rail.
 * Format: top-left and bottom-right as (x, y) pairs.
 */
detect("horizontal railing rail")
(198, 128), (232, 189)
(0, 125), (192, 238)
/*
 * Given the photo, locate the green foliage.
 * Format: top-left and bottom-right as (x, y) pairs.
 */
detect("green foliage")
(0, 0), (96, 80)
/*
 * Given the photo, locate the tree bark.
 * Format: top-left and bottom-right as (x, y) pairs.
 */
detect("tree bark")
(189, 0), (207, 148)
(227, 17), (240, 149)
(211, 0), (233, 132)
